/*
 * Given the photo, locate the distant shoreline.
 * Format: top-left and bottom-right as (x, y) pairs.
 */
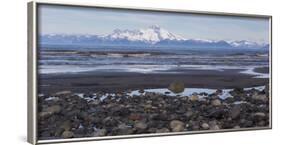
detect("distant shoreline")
(38, 67), (269, 94)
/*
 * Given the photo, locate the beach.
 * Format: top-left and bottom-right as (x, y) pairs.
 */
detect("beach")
(34, 7), (271, 142)
(38, 67), (269, 94)
(37, 45), (270, 140)
(37, 66), (270, 140)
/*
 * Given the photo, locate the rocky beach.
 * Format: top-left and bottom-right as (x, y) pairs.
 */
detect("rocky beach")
(35, 9), (271, 142)
(37, 46), (270, 140)
(38, 80), (270, 140)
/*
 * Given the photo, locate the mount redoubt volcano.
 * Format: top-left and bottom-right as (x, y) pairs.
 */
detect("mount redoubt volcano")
(40, 25), (269, 49)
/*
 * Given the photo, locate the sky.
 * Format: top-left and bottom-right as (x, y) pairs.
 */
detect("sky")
(38, 4), (270, 43)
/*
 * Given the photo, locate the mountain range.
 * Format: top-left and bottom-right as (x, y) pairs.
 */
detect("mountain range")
(40, 25), (269, 49)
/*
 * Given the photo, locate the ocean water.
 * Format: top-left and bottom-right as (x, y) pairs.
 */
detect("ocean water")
(38, 44), (269, 78)
(42, 86), (266, 102)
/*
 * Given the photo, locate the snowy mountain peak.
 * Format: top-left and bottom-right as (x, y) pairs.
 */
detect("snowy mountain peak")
(107, 25), (185, 44)
(40, 26), (269, 49)
(228, 40), (268, 49)
(148, 25), (161, 30)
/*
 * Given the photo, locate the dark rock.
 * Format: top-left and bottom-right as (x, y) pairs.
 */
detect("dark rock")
(62, 131), (74, 138)
(184, 111), (193, 118)
(134, 121), (148, 130)
(46, 105), (62, 114)
(216, 89), (223, 94)
(73, 128), (85, 136)
(151, 113), (169, 121)
(92, 129), (107, 137)
(38, 83), (270, 139)
(39, 105), (62, 118)
(208, 109), (227, 119)
(230, 105), (241, 119)
(209, 121), (220, 130)
(257, 121), (266, 126)
(39, 111), (51, 118)
(240, 119), (253, 127)
(252, 94), (267, 102)
(253, 112), (266, 120)
(102, 117), (118, 127)
(224, 97), (235, 104)
(233, 88), (244, 94)
(55, 128), (65, 137)
(89, 100), (101, 105)
(169, 120), (185, 132)
(233, 125), (240, 129)
(156, 128), (170, 133)
(129, 113), (142, 121)
(139, 89), (145, 94)
(164, 91), (171, 94)
(265, 84), (269, 96)
(60, 120), (72, 131)
(40, 131), (51, 138)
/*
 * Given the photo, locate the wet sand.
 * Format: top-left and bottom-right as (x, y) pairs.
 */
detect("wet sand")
(254, 67), (270, 74)
(38, 68), (269, 94)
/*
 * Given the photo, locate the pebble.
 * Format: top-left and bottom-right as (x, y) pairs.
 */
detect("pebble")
(254, 112), (266, 117)
(201, 123), (210, 130)
(252, 94), (267, 102)
(93, 129), (107, 137)
(60, 120), (72, 131)
(170, 120), (185, 132)
(134, 121), (148, 130)
(211, 99), (222, 106)
(185, 111), (193, 118)
(46, 105), (62, 114)
(233, 125), (241, 129)
(156, 128), (170, 133)
(189, 95), (199, 101)
(210, 124), (220, 130)
(62, 131), (74, 138)
(230, 105), (241, 119)
(129, 114), (142, 121)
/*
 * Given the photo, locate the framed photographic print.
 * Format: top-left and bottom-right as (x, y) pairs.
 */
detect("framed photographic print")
(27, 1), (272, 144)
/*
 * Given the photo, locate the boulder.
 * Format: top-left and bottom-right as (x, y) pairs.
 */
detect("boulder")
(46, 105), (62, 114)
(60, 120), (72, 131)
(170, 120), (185, 132)
(252, 94), (267, 102)
(61, 131), (74, 138)
(211, 99), (222, 106)
(201, 123), (210, 130)
(134, 121), (148, 130)
(168, 81), (185, 94)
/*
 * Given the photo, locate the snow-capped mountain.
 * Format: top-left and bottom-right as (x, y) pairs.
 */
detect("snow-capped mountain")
(40, 25), (268, 49)
(106, 25), (185, 44)
(228, 40), (269, 49)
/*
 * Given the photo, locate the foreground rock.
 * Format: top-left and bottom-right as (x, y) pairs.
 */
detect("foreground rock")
(170, 120), (185, 132)
(38, 85), (270, 139)
(168, 81), (185, 94)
